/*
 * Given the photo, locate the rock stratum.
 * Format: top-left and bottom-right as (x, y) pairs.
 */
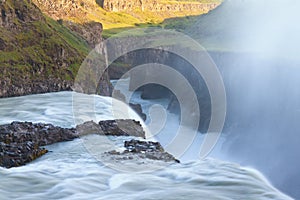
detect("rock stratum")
(0, 120), (179, 168)
(32, 0), (221, 28)
(103, 0), (220, 13)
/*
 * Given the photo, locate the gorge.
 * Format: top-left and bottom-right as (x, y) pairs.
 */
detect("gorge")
(1, 0), (300, 199)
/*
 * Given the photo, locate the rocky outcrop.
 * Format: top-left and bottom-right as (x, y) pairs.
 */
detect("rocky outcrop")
(99, 119), (145, 138)
(0, 122), (77, 145)
(111, 89), (147, 121)
(103, 0), (220, 13)
(107, 139), (180, 163)
(32, 0), (96, 21)
(64, 21), (104, 48)
(0, 79), (74, 98)
(0, 1), (44, 28)
(108, 63), (131, 80)
(0, 119), (179, 168)
(32, 0), (221, 24)
(0, 120), (144, 168)
(0, 121), (77, 168)
(129, 103), (147, 121)
(76, 119), (146, 138)
(0, 142), (48, 168)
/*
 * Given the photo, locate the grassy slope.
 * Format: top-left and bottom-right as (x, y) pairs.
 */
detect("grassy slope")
(0, 1), (90, 84)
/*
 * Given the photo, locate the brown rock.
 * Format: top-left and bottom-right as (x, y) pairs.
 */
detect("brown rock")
(107, 139), (180, 163)
(99, 119), (146, 138)
(76, 121), (103, 136)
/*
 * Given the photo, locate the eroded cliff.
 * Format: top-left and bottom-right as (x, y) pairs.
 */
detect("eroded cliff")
(0, 0), (111, 97)
(32, 0), (221, 29)
(103, 0), (220, 13)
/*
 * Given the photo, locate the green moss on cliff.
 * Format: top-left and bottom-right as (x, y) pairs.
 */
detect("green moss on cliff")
(0, 0), (91, 97)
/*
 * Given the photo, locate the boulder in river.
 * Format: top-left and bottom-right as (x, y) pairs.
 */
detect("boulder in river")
(0, 141), (48, 168)
(98, 119), (146, 138)
(0, 119), (179, 168)
(129, 103), (147, 121)
(76, 119), (145, 138)
(0, 121), (78, 146)
(107, 139), (180, 163)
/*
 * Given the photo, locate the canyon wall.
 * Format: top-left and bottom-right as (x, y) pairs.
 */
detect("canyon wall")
(103, 0), (220, 13)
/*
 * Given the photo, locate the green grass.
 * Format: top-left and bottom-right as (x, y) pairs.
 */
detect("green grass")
(0, 1), (91, 84)
(45, 16), (90, 55)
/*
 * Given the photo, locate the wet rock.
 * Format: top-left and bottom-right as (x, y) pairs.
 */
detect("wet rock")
(112, 89), (146, 121)
(76, 121), (103, 136)
(0, 121), (78, 146)
(0, 141), (48, 168)
(99, 119), (145, 138)
(124, 139), (164, 153)
(0, 119), (145, 168)
(108, 139), (180, 163)
(0, 121), (77, 168)
(129, 103), (147, 121)
(76, 119), (145, 138)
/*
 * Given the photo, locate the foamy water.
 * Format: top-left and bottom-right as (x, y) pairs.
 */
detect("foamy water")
(0, 92), (293, 200)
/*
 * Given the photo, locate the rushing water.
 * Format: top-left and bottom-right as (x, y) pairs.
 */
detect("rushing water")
(0, 92), (293, 200)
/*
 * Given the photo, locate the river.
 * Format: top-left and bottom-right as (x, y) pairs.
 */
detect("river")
(0, 91), (293, 200)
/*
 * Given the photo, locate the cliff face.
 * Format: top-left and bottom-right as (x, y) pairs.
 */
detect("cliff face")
(0, 0), (111, 98)
(105, 34), (212, 132)
(0, 0), (221, 98)
(31, 0), (221, 29)
(32, 0), (96, 21)
(103, 0), (220, 13)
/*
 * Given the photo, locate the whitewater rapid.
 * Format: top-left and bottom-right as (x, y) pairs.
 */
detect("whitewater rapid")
(0, 91), (293, 200)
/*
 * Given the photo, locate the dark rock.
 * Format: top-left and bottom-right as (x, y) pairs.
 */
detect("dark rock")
(107, 139), (180, 163)
(140, 84), (171, 99)
(76, 121), (103, 136)
(0, 119), (145, 168)
(77, 119), (145, 138)
(124, 139), (164, 153)
(0, 141), (48, 168)
(0, 121), (78, 146)
(129, 103), (147, 121)
(0, 121), (77, 168)
(99, 119), (145, 138)
(108, 63), (131, 79)
(119, 47), (212, 133)
(113, 89), (126, 102)
(112, 89), (146, 121)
